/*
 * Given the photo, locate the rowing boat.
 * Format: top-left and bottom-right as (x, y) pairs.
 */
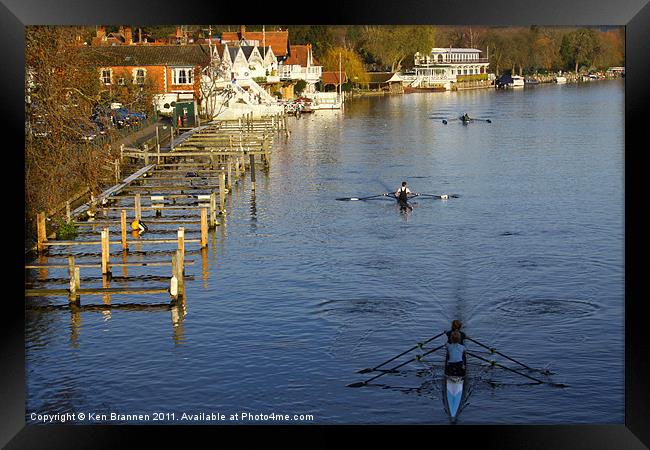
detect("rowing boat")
(444, 353), (467, 420)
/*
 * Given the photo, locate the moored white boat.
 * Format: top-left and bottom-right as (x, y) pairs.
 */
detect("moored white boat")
(304, 92), (343, 110)
(511, 75), (525, 88)
(555, 76), (567, 84)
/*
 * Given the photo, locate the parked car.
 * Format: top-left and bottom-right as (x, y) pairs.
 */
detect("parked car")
(111, 107), (147, 128)
(78, 123), (97, 142)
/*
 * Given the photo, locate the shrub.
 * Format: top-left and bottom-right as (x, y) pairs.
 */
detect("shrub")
(55, 218), (78, 240)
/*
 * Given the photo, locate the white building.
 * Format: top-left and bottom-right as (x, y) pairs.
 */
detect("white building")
(411, 48), (490, 90)
(278, 44), (322, 93)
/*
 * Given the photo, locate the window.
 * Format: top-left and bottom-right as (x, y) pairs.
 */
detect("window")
(117, 77), (125, 85)
(134, 68), (146, 85)
(173, 68), (194, 85)
(100, 69), (112, 85)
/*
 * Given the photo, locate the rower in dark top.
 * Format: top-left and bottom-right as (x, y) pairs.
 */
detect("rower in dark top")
(445, 320), (467, 345)
(394, 181), (413, 212)
(461, 113), (471, 124)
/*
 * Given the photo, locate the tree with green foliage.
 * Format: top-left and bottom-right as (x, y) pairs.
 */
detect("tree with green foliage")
(320, 46), (369, 86)
(360, 25), (436, 72)
(560, 28), (601, 73)
(294, 79), (307, 96)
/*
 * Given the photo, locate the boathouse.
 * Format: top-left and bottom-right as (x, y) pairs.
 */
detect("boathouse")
(363, 72), (404, 93)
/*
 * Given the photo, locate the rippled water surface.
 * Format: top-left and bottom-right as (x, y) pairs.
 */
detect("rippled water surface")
(26, 81), (624, 424)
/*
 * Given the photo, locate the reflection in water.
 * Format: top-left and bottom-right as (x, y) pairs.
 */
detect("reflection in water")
(38, 254), (48, 281)
(121, 251), (129, 278)
(201, 248), (209, 285)
(249, 192), (257, 230)
(70, 306), (81, 348)
(102, 274), (112, 321)
(171, 297), (187, 345)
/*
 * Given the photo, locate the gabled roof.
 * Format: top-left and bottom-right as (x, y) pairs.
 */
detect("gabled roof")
(240, 46), (256, 60)
(321, 71), (347, 84)
(228, 47), (241, 62)
(213, 43), (226, 60)
(284, 44), (316, 67)
(79, 44), (211, 66)
(221, 30), (289, 57)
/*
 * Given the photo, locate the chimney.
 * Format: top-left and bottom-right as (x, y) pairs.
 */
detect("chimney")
(96, 25), (106, 39)
(176, 26), (183, 38)
(240, 25), (246, 35)
(124, 27), (133, 45)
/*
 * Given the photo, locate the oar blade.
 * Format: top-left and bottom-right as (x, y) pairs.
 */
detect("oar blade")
(357, 368), (373, 374)
(347, 381), (367, 388)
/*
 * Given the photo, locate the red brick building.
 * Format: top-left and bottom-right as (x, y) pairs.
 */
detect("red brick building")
(80, 44), (211, 113)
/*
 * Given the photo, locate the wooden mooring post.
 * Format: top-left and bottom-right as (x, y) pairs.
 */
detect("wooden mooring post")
(209, 192), (218, 228)
(37, 212), (47, 253)
(200, 207), (208, 248)
(170, 249), (185, 301)
(177, 227), (185, 271)
(134, 193), (142, 221)
(68, 256), (80, 306)
(120, 209), (128, 250)
(218, 173), (226, 214)
(101, 228), (111, 276)
(249, 153), (256, 191)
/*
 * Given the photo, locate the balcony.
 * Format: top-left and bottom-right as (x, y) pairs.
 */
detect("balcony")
(415, 58), (490, 66)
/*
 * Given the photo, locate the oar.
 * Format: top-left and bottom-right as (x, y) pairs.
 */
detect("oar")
(466, 337), (554, 375)
(466, 351), (567, 388)
(348, 344), (446, 388)
(336, 193), (390, 201)
(415, 193), (459, 199)
(470, 118), (492, 123)
(356, 331), (446, 374)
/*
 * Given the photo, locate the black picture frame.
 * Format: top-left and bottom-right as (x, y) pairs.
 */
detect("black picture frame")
(5, 0), (648, 447)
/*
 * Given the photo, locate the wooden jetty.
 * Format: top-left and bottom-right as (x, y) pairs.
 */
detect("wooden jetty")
(26, 113), (287, 320)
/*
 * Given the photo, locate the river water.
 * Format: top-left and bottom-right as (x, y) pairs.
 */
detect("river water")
(26, 80), (624, 424)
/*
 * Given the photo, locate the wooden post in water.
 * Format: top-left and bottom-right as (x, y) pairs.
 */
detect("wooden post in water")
(249, 153), (256, 191)
(101, 228), (111, 276)
(68, 256), (80, 306)
(36, 212), (47, 253)
(156, 126), (160, 163)
(120, 209), (128, 251)
(200, 207), (208, 248)
(175, 249), (185, 298)
(170, 253), (179, 300)
(209, 192), (218, 228)
(170, 126), (174, 151)
(134, 193), (142, 222)
(226, 161), (232, 189)
(177, 227), (185, 272)
(218, 173), (226, 215)
(143, 144), (149, 165)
